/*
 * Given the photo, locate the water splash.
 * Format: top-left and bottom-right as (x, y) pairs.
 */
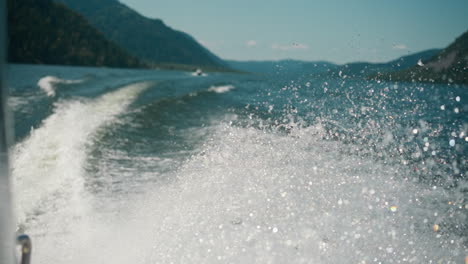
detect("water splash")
(22, 121), (466, 263)
(37, 76), (85, 97)
(208, 85), (235, 94)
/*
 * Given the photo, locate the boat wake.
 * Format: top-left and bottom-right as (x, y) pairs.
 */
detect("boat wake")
(8, 64), (467, 263)
(37, 76), (85, 97)
(12, 81), (152, 227)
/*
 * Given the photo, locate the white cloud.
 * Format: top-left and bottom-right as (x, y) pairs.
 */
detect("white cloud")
(392, 44), (408, 50)
(246, 40), (257, 47)
(272, 43), (309, 51)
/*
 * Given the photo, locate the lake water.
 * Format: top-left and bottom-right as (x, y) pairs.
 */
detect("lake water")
(7, 63), (467, 263)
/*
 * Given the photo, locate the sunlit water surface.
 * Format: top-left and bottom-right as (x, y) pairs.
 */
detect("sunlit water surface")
(8, 64), (467, 263)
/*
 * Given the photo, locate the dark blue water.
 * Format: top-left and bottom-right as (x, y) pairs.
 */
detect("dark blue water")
(8, 64), (467, 263)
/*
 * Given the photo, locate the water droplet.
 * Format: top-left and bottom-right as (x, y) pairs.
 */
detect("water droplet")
(455, 96), (460, 102)
(272, 227), (278, 233)
(449, 139), (455, 147)
(440, 105), (445, 110)
(412, 129), (418, 135)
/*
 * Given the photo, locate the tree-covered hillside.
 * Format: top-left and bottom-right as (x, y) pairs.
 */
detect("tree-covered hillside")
(55, 0), (228, 69)
(7, 0), (146, 68)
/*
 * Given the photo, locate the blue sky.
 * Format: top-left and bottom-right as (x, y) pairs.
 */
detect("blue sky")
(120, 0), (468, 64)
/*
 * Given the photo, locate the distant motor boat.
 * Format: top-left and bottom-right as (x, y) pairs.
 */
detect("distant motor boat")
(192, 68), (206, 76)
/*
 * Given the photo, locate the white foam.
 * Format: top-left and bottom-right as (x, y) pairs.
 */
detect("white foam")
(7, 95), (31, 112)
(8, 93), (43, 114)
(25, 122), (466, 263)
(191, 69), (208, 77)
(37, 76), (84, 97)
(208, 85), (235, 94)
(12, 81), (152, 225)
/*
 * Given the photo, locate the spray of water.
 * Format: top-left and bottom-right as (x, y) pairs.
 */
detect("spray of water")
(15, 119), (466, 263)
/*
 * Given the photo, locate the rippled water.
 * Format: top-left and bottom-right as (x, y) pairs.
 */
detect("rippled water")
(8, 64), (467, 263)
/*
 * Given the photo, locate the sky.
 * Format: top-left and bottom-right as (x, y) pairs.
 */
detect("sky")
(120, 0), (468, 64)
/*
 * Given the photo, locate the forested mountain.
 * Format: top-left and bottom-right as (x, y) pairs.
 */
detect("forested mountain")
(54, 0), (228, 69)
(7, 0), (145, 68)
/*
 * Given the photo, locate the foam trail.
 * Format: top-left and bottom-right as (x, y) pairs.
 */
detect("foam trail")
(37, 76), (85, 97)
(208, 84), (235, 94)
(12, 81), (152, 226)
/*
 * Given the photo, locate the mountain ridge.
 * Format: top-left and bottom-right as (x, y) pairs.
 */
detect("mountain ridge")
(54, 0), (228, 69)
(374, 30), (468, 84)
(227, 49), (441, 77)
(7, 0), (146, 68)
(321, 49), (442, 78)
